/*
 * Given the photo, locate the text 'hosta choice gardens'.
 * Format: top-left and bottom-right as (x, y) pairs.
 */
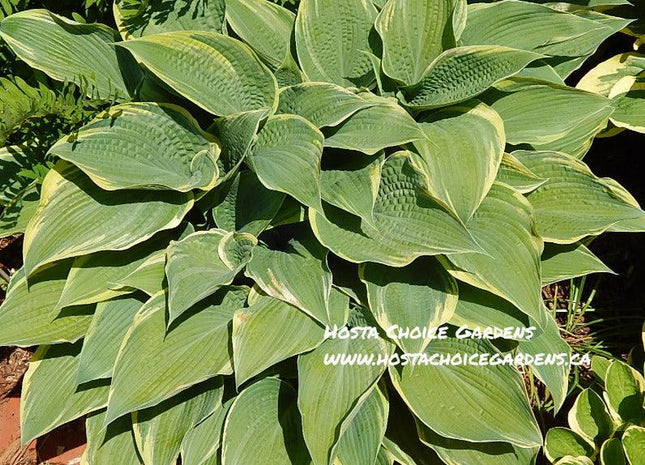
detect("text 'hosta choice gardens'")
(1, 0), (645, 464)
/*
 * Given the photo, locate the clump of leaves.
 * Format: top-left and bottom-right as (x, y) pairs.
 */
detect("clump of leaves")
(1, 0), (115, 236)
(544, 342), (645, 465)
(0, 1), (644, 464)
(0, 76), (110, 235)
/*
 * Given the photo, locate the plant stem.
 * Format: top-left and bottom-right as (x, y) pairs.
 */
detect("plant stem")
(0, 267), (11, 283)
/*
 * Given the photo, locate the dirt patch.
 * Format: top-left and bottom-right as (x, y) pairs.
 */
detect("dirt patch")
(0, 396), (37, 465)
(0, 394), (86, 465)
(0, 348), (31, 401)
(35, 419), (86, 465)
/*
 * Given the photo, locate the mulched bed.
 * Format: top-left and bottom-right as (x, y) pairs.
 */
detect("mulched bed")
(0, 347), (31, 401)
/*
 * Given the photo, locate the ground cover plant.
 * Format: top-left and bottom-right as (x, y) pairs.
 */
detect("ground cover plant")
(544, 351), (645, 465)
(1, 0), (645, 464)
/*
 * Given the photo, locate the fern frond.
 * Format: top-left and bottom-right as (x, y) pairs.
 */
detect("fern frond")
(0, 77), (103, 146)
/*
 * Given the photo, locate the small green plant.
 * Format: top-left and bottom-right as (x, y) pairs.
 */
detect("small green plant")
(544, 351), (645, 464)
(0, 1), (644, 465)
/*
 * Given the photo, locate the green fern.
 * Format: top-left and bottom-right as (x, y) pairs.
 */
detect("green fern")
(1, 76), (107, 232)
(0, 77), (104, 146)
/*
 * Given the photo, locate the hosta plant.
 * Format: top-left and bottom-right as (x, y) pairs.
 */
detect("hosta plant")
(544, 353), (645, 465)
(1, 1), (115, 237)
(0, 0), (645, 464)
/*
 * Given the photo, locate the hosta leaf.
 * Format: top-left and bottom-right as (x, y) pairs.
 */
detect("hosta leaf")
(247, 114), (324, 210)
(270, 197), (308, 228)
(23, 162), (193, 278)
(245, 228), (336, 325)
(295, 0), (377, 88)
(334, 386), (388, 465)
(106, 287), (248, 423)
(181, 399), (232, 465)
(132, 380), (223, 465)
(450, 283), (531, 334)
(209, 109), (268, 179)
(111, 252), (167, 296)
(568, 389), (614, 446)
(541, 242), (614, 285)
(166, 230), (256, 324)
(390, 338), (541, 447)
(622, 425), (645, 465)
(515, 151), (645, 243)
(577, 53), (645, 96)
(200, 455), (221, 465)
(0, 9), (139, 99)
(609, 74), (645, 134)
(277, 83), (374, 128)
(411, 101), (505, 221)
(488, 80), (612, 157)
(114, 0), (226, 39)
(599, 438), (626, 465)
(0, 185), (39, 236)
(310, 152), (481, 266)
(453, 291), (567, 411)
(233, 295), (325, 387)
(366, 51), (399, 99)
(21, 343), (109, 443)
(56, 225), (189, 309)
(82, 410), (142, 465)
(383, 398), (445, 465)
(417, 422), (539, 465)
(544, 8), (629, 78)
(274, 55), (304, 87)
(533, 0), (631, 7)
(118, 31), (277, 116)
(604, 360), (645, 423)
(398, 46), (541, 109)
(324, 98), (426, 155)
(222, 378), (310, 465)
(49, 103), (220, 192)
(298, 336), (391, 465)
(515, 60), (566, 85)
(380, 439), (416, 465)
(376, 447), (394, 465)
(0, 265), (93, 347)
(444, 183), (544, 324)
(375, 0), (456, 85)
(225, 0), (295, 69)
(77, 296), (143, 384)
(519, 308), (570, 413)
(539, 105), (615, 159)
(554, 457), (594, 465)
(592, 356), (612, 384)
(544, 428), (594, 463)
(451, 0), (467, 39)
(320, 151), (383, 225)
(602, 178), (645, 233)
(360, 257), (458, 353)
(496, 152), (547, 194)
(212, 171), (285, 236)
(461, 1), (628, 61)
